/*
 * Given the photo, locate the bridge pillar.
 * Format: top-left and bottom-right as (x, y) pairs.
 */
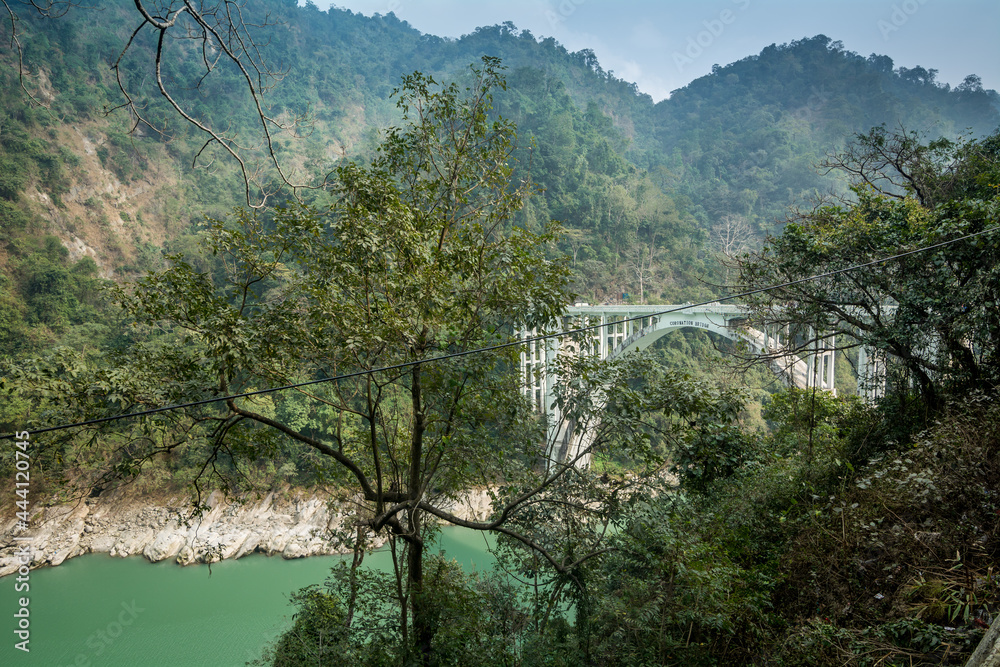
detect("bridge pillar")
(857, 345), (885, 402)
(805, 331), (837, 394)
(542, 333), (564, 466)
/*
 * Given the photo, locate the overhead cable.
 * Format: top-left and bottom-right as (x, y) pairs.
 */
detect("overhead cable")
(2, 223), (998, 440)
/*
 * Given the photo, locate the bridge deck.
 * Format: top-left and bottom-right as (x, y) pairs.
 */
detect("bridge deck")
(522, 303), (842, 466)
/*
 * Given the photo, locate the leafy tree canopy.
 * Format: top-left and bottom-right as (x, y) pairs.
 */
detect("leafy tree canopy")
(2, 59), (684, 665)
(737, 127), (1000, 413)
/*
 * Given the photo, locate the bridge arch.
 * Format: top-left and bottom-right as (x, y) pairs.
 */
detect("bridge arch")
(606, 313), (744, 360)
(520, 303), (837, 466)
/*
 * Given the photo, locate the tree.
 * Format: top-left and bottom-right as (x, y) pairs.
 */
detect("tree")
(626, 242), (654, 303)
(711, 214), (754, 259)
(147, 59), (567, 663)
(736, 127), (1000, 412)
(711, 213), (754, 284)
(1, 60), (659, 664)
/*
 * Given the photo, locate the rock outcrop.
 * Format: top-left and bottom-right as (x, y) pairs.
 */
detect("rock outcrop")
(0, 487), (494, 576)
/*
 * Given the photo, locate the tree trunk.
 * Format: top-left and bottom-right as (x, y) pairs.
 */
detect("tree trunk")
(407, 528), (431, 664)
(408, 363), (433, 664)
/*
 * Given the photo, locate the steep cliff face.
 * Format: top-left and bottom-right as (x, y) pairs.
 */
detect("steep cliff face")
(40, 124), (185, 269)
(0, 488), (494, 576)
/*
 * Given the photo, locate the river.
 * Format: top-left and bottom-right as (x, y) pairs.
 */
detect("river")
(1, 529), (496, 666)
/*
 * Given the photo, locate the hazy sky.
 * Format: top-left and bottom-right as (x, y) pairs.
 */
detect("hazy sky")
(320, 0), (1000, 102)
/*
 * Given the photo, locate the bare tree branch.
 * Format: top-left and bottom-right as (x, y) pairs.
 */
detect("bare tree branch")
(5, 0), (334, 207)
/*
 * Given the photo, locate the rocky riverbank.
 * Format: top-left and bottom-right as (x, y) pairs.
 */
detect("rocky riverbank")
(0, 488), (494, 576)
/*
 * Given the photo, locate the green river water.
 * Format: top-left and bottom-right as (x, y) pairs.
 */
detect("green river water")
(1, 529), (496, 666)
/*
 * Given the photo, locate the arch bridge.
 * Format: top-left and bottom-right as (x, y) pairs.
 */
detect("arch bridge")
(519, 303), (839, 466)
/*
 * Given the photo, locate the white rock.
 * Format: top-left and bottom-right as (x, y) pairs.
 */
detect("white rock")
(0, 487), (493, 573)
(143, 531), (186, 562)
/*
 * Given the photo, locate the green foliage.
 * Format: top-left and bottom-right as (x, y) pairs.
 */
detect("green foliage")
(612, 360), (751, 493)
(583, 386), (999, 666)
(2, 8), (999, 665)
(588, 491), (776, 666)
(0, 199), (31, 229)
(7, 3), (995, 311)
(261, 585), (351, 667)
(0, 234), (113, 356)
(772, 616), (985, 666)
(0, 91), (70, 206)
(7, 62), (660, 667)
(762, 387), (867, 463)
(95, 131), (148, 182)
(656, 36), (998, 236)
(739, 128), (1000, 414)
(257, 555), (591, 667)
(764, 393), (1000, 664)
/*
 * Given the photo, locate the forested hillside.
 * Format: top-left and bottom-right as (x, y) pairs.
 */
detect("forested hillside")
(655, 35), (998, 228)
(0, 0), (996, 361)
(3, 3), (1000, 666)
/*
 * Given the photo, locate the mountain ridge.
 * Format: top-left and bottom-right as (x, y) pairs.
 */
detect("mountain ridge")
(0, 0), (997, 357)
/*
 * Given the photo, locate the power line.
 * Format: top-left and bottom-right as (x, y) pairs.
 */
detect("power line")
(2, 223), (998, 441)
